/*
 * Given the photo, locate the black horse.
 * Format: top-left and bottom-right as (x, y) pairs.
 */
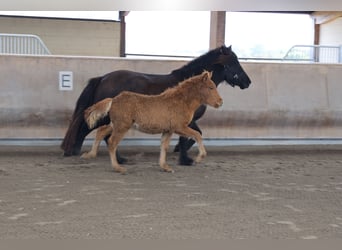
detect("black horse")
(61, 45), (251, 165)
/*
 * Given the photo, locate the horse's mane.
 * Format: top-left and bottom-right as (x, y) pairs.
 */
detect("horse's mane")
(162, 73), (205, 99)
(171, 46), (223, 77)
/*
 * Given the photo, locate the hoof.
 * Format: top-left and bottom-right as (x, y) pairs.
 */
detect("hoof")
(161, 166), (175, 173)
(179, 156), (194, 166)
(114, 167), (127, 175)
(63, 151), (73, 157)
(80, 152), (95, 159)
(63, 151), (81, 157)
(195, 153), (206, 163)
(195, 156), (202, 163)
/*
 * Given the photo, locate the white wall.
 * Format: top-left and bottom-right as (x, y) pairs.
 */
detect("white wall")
(320, 17), (342, 45)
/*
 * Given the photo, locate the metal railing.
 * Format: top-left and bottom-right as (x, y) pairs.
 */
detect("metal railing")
(0, 33), (51, 55)
(125, 53), (196, 60)
(127, 45), (342, 64)
(283, 45), (342, 63)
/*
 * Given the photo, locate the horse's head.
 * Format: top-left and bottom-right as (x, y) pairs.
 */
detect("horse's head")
(199, 71), (223, 108)
(215, 45), (251, 89)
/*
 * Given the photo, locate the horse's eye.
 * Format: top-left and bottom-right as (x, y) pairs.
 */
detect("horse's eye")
(209, 86), (214, 90)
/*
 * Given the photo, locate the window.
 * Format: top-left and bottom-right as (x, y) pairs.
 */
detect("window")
(125, 11), (210, 58)
(225, 12), (314, 59)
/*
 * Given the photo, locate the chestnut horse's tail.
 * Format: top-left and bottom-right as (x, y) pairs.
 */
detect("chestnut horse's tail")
(61, 76), (103, 154)
(84, 98), (113, 129)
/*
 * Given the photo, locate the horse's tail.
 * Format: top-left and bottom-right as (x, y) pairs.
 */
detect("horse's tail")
(61, 76), (102, 153)
(84, 98), (113, 129)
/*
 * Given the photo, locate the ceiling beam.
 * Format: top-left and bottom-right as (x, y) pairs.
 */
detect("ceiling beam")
(311, 11), (342, 25)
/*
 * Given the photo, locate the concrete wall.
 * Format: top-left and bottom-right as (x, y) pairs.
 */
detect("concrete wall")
(0, 16), (121, 56)
(1, 55), (342, 140)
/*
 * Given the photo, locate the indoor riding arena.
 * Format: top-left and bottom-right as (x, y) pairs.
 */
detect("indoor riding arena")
(1, 12), (342, 239)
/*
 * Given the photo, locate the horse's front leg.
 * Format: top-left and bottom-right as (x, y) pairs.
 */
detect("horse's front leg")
(176, 127), (206, 164)
(174, 121), (202, 152)
(184, 121), (202, 151)
(187, 104), (206, 152)
(176, 121), (203, 166)
(177, 136), (194, 166)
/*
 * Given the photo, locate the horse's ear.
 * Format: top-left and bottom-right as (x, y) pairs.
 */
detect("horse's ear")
(222, 45), (232, 55)
(202, 71), (211, 81)
(215, 45), (233, 64)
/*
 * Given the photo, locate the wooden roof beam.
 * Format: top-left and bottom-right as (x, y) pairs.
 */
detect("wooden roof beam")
(311, 11), (342, 25)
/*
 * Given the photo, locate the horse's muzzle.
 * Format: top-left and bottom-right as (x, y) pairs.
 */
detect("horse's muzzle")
(215, 99), (223, 108)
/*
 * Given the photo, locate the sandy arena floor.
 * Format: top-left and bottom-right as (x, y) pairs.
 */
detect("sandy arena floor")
(1, 144), (342, 239)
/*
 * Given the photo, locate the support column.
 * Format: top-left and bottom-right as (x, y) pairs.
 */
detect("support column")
(119, 11), (129, 57)
(209, 11), (226, 49)
(314, 21), (320, 62)
(314, 23), (320, 45)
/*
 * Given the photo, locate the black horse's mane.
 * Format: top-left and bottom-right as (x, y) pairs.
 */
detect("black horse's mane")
(171, 46), (223, 77)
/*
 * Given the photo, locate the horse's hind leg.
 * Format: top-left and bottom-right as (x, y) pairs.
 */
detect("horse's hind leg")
(107, 128), (128, 174)
(81, 125), (112, 159)
(159, 132), (174, 173)
(104, 134), (127, 164)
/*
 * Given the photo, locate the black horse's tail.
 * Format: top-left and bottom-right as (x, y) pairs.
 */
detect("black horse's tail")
(61, 76), (102, 155)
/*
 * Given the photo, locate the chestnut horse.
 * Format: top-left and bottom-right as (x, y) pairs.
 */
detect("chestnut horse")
(61, 45), (251, 165)
(82, 71), (222, 174)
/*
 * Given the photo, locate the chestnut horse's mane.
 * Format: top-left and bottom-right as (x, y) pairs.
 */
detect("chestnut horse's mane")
(162, 72), (209, 98)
